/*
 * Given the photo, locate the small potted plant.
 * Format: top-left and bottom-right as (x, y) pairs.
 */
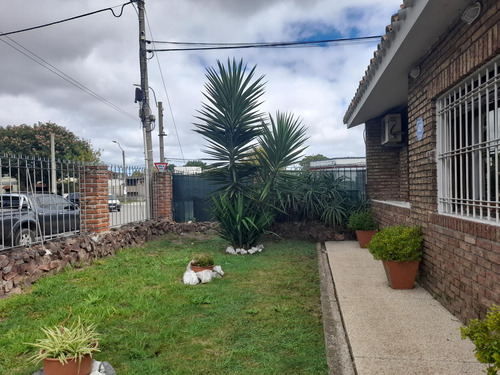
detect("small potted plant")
(461, 304), (500, 374)
(27, 317), (100, 375)
(190, 252), (215, 273)
(347, 210), (378, 248)
(366, 225), (423, 289)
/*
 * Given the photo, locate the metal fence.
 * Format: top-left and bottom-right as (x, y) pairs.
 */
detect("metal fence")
(0, 155), (151, 251)
(0, 155), (82, 251)
(172, 172), (222, 222)
(171, 167), (367, 223)
(107, 164), (148, 228)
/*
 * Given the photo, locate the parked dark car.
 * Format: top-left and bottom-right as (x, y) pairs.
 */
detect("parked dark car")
(108, 194), (121, 212)
(0, 192), (80, 248)
(66, 192), (80, 206)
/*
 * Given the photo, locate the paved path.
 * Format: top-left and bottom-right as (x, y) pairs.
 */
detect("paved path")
(324, 241), (486, 375)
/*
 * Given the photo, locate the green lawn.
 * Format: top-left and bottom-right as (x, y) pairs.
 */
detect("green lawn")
(0, 233), (328, 375)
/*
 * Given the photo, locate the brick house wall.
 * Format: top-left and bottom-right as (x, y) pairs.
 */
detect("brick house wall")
(365, 118), (409, 202)
(367, 0), (500, 321)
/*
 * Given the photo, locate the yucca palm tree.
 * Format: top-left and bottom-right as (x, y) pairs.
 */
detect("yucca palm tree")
(193, 59), (311, 248)
(257, 111), (308, 209)
(194, 58), (265, 197)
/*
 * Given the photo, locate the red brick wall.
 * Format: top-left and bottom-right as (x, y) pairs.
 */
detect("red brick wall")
(80, 165), (110, 233)
(152, 172), (173, 220)
(368, 0), (500, 321)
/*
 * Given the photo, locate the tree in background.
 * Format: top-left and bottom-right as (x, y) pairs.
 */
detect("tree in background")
(185, 160), (208, 169)
(0, 122), (101, 162)
(299, 154), (328, 170)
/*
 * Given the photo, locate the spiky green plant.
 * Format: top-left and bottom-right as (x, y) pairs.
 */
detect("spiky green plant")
(194, 58), (265, 198)
(257, 112), (308, 200)
(27, 317), (100, 366)
(194, 60), (311, 249)
(213, 192), (274, 249)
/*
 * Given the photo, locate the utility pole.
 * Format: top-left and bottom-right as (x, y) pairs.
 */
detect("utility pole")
(137, 0), (154, 217)
(158, 101), (166, 163)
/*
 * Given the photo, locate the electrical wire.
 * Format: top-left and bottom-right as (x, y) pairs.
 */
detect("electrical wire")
(0, 35), (137, 121)
(145, 8), (186, 161)
(0, 2), (134, 37)
(147, 35), (383, 52)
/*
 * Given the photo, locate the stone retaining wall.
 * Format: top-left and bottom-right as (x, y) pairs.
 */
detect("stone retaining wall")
(0, 220), (217, 298)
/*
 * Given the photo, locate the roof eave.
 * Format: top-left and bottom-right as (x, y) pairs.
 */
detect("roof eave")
(344, 0), (473, 128)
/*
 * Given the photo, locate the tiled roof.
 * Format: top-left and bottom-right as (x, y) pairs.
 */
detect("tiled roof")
(343, 0), (413, 125)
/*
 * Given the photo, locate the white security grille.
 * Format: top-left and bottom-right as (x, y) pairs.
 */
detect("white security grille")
(437, 56), (500, 223)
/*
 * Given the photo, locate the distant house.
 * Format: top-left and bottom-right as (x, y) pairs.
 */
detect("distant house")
(309, 157), (366, 171)
(344, 0), (500, 321)
(174, 166), (202, 175)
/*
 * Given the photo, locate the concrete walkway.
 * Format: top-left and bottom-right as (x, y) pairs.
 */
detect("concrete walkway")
(323, 241), (486, 375)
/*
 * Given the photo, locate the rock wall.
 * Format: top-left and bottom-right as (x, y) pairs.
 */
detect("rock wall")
(0, 220), (217, 298)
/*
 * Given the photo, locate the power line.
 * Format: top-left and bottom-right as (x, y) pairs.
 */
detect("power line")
(0, 35), (138, 121)
(147, 35), (383, 52)
(0, 2), (134, 37)
(144, 8), (186, 161)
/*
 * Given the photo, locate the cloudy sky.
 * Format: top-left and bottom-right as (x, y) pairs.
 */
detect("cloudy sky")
(1, 0), (401, 167)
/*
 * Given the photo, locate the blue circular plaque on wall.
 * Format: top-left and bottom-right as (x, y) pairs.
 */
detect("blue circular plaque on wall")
(416, 117), (424, 141)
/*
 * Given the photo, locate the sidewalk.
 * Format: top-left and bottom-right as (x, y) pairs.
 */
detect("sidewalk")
(323, 241), (486, 375)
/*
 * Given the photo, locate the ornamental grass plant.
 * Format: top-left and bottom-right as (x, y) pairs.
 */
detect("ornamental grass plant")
(27, 316), (100, 366)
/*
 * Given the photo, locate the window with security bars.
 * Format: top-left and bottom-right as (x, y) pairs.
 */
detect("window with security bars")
(437, 57), (500, 223)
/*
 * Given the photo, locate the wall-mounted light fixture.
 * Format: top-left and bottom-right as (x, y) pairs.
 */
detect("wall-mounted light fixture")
(461, 2), (481, 24)
(409, 66), (421, 79)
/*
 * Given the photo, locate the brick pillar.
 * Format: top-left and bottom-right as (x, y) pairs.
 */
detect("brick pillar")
(152, 172), (173, 220)
(80, 165), (110, 233)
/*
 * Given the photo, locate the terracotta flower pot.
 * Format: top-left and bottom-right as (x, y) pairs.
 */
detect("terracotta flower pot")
(191, 264), (214, 273)
(42, 342), (97, 375)
(382, 260), (420, 289)
(43, 355), (93, 375)
(355, 230), (377, 248)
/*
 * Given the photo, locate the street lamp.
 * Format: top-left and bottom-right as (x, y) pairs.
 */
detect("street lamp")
(112, 141), (126, 197)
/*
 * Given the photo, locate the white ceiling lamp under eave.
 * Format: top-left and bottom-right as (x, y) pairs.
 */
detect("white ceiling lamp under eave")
(461, 2), (481, 24)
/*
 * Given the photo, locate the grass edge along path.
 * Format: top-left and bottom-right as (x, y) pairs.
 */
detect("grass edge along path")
(0, 233), (328, 375)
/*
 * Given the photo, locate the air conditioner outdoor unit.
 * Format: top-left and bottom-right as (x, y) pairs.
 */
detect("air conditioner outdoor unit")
(381, 114), (403, 146)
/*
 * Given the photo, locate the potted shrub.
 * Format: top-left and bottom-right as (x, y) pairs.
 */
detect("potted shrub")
(190, 252), (215, 273)
(366, 225), (423, 289)
(461, 305), (500, 375)
(27, 317), (100, 375)
(347, 210), (378, 248)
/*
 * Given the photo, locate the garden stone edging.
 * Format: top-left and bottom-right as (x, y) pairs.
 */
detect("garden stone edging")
(0, 219), (218, 299)
(225, 244), (264, 255)
(183, 263), (224, 285)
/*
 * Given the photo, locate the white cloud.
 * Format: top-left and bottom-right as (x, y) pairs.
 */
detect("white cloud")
(0, 0), (401, 166)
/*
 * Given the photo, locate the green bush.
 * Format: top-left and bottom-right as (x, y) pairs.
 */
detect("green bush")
(461, 305), (500, 374)
(347, 210), (378, 231)
(366, 225), (422, 262)
(192, 253), (214, 267)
